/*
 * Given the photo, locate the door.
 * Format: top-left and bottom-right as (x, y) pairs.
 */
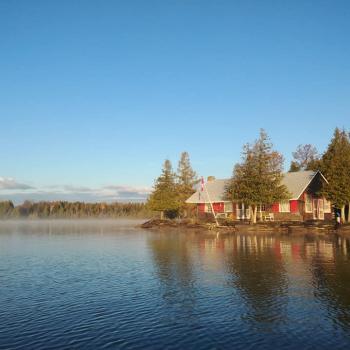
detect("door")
(236, 203), (245, 220)
(313, 199), (318, 219)
(236, 203), (249, 220)
(318, 199), (324, 220)
(313, 199), (325, 220)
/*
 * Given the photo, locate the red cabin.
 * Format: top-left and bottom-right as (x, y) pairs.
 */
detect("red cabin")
(186, 171), (332, 221)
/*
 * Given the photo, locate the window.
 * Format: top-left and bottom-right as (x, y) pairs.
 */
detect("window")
(280, 200), (290, 213)
(258, 204), (266, 212)
(205, 203), (212, 213)
(224, 202), (233, 213)
(305, 194), (312, 213)
(324, 199), (331, 213)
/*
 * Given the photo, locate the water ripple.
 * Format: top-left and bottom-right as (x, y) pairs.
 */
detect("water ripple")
(1, 221), (350, 349)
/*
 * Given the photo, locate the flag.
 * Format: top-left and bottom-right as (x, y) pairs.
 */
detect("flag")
(199, 176), (204, 200)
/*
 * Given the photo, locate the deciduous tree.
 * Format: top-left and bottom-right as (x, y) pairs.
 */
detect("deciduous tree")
(290, 144), (320, 171)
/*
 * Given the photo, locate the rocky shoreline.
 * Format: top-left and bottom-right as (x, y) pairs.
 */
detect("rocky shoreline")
(141, 218), (350, 236)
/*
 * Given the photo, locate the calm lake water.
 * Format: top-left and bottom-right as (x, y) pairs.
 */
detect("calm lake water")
(1, 220), (350, 350)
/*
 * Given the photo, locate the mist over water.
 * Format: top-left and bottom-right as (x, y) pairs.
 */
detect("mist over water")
(1, 220), (350, 349)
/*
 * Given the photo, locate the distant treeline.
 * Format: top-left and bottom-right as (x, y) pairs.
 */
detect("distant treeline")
(0, 200), (152, 219)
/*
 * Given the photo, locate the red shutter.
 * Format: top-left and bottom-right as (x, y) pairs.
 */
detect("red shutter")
(290, 200), (299, 213)
(272, 203), (280, 213)
(213, 202), (224, 213)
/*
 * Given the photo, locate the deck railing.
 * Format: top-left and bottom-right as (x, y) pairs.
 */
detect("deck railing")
(236, 209), (250, 220)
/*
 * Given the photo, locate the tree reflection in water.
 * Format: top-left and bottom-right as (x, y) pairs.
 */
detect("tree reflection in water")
(147, 229), (350, 346)
(223, 234), (288, 328)
(309, 236), (350, 330)
(148, 232), (197, 320)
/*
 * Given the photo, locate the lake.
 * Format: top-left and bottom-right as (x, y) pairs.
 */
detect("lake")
(1, 220), (350, 349)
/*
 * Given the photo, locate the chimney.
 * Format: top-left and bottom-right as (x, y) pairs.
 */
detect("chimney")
(207, 176), (216, 182)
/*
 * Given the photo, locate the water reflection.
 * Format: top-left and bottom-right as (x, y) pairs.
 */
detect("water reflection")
(0, 219), (144, 236)
(310, 236), (350, 330)
(225, 235), (288, 328)
(1, 222), (350, 349)
(148, 231), (350, 334)
(148, 233), (197, 319)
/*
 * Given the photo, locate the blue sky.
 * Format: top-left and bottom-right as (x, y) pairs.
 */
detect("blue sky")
(0, 0), (349, 203)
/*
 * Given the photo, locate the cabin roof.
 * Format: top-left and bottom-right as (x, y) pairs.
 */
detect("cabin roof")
(186, 179), (229, 204)
(281, 170), (318, 200)
(185, 170), (327, 204)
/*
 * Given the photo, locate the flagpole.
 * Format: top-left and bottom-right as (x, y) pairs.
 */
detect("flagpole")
(202, 177), (219, 227)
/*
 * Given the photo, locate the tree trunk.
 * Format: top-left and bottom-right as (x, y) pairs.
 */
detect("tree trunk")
(258, 204), (263, 221)
(341, 206), (345, 223)
(251, 205), (257, 224)
(254, 206), (257, 224)
(160, 211), (164, 220)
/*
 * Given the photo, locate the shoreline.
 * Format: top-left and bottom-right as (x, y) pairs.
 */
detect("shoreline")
(0, 217), (149, 222)
(141, 218), (350, 236)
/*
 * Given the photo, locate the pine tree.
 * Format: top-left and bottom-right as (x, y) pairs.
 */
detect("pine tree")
(0, 201), (14, 218)
(226, 130), (289, 223)
(320, 128), (350, 222)
(147, 159), (180, 219)
(177, 151), (199, 216)
(289, 161), (301, 172)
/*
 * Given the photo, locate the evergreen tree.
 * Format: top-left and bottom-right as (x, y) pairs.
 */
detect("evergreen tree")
(226, 130), (289, 223)
(320, 128), (350, 222)
(0, 201), (14, 218)
(177, 152), (199, 216)
(0, 201), (150, 219)
(305, 158), (323, 171)
(289, 161), (301, 172)
(147, 159), (180, 219)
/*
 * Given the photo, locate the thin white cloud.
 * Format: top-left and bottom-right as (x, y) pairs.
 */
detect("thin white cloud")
(0, 177), (34, 190)
(62, 185), (95, 193)
(0, 177), (151, 204)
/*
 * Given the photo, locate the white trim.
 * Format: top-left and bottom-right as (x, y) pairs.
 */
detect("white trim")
(204, 203), (212, 213)
(279, 200), (290, 213)
(318, 171), (329, 184)
(293, 170), (328, 200)
(313, 198), (325, 220)
(318, 199), (325, 220)
(305, 194), (313, 213)
(224, 202), (233, 213)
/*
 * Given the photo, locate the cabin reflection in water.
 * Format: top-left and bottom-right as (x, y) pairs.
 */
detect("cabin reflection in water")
(147, 232), (350, 331)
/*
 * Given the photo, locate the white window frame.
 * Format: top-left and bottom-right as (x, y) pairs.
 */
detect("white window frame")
(279, 200), (290, 213)
(258, 204), (266, 212)
(224, 202), (233, 213)
(305, 194), (312, 213)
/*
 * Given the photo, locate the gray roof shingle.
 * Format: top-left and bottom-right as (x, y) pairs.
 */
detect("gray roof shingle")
(186, 179), (229, 204)
(186, 170), (323, 203)
(281, 170), (316, 200)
